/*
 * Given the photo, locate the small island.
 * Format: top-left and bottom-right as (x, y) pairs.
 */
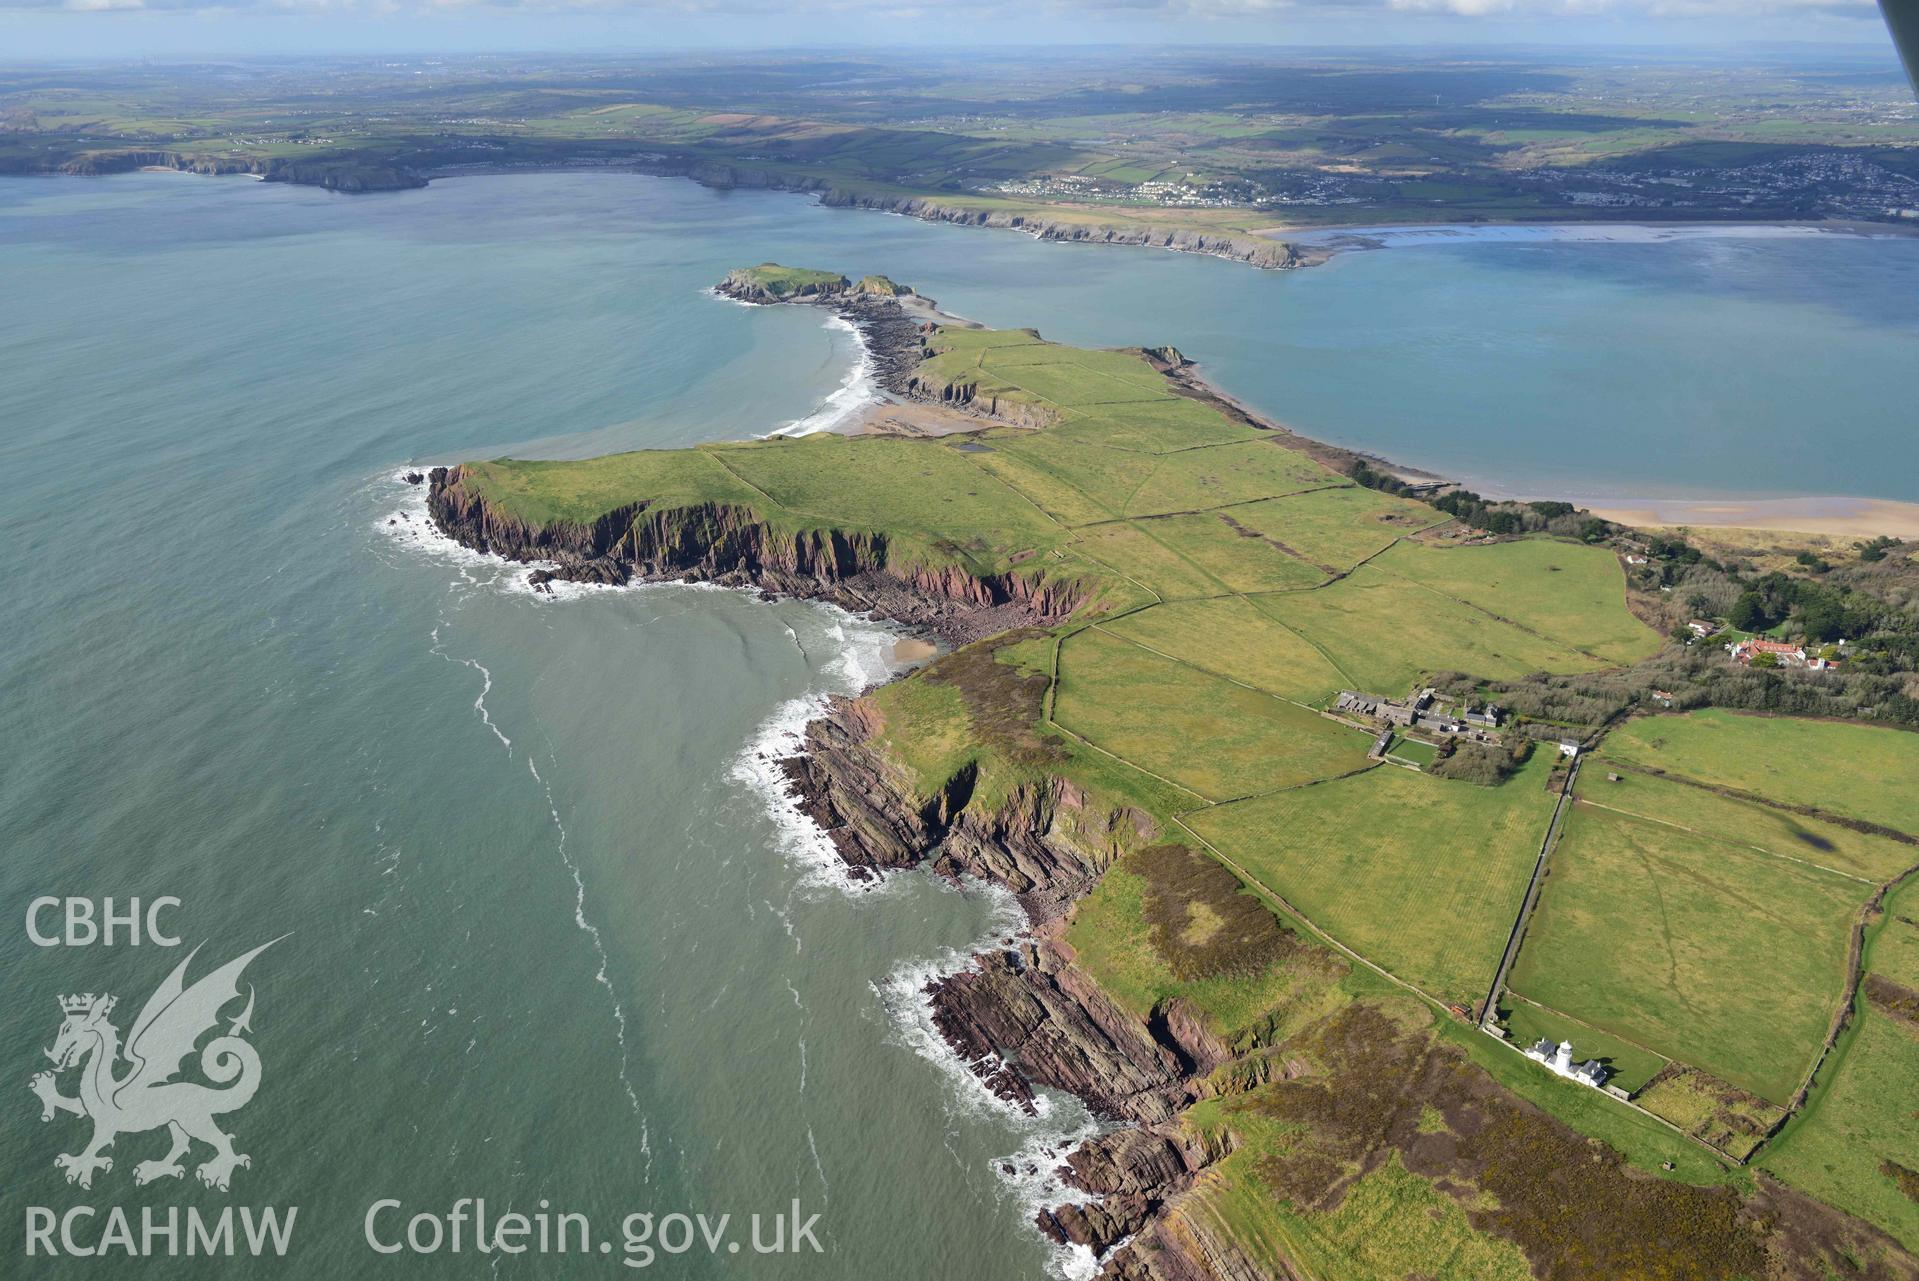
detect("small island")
(428, 266), (1919, 1280)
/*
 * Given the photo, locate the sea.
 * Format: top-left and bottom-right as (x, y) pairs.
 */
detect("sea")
(2, 170), (1917, 1279)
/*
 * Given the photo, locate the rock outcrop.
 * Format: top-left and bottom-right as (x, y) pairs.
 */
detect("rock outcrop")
(779, 697), (1118, 916)
(263, 159), (427, 193)
(931, 941), (1193, 1123)
(1036, 1125), (1218, 1256)
(715, 273), (946, 402)
(715, 267), (851, 303)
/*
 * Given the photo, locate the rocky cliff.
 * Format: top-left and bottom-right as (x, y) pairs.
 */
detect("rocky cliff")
(425, 470), (1086, 646)
(771, 694), (1256, 1280)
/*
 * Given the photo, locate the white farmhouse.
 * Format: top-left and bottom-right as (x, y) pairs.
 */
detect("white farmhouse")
(1523, 1038), (1608, 1089)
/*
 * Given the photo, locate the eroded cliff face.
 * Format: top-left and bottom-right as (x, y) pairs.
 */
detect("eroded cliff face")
(778, 696), (1128, 915)
(425, 469), (1085, 646)
(771, 695), (1253, 1281)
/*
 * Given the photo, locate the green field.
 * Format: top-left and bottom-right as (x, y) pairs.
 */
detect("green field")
(449, 430), (1071, 576)
(1071, 480), (1443, 598)
(1266, 562), (1601, 694)
(1069, 520), (1250, 598)
(1761, 885), (1919, 1250)
(1575, 766), (1915, 883)
(1112, 442), (1342, 517)
(1200, 1151), (1536, 1281)
(1099, 597), (1349, 706)
(1633, 1065), (1785, 1161)
(1188, 753), (1558, 1003)
(1053, 628), (1373, 801)
(1385, 736), (1437, 768)
(1509, 802), (1865, 1104)
(1373, 538), (1661, 666)
(1052, 397), (1266, 453)
(444, 451), (759, 527)
(1221, 486), (1441, 573)
(1602, 710), (1919, 837)
(1120, 510), (1327, 594)
(980, 343), (1179, 401)
(706, 435), (1066, 552)
(963, 440), (1146, 526)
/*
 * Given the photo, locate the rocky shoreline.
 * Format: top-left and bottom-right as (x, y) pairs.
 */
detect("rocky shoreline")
(810, 187), (1314, 272)
(774, 697), (1260, 1279)
(418, 273), (1919, 1276)
(25, 146), (1308, 269)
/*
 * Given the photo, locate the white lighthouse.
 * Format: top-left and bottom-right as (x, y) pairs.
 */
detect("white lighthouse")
(1523, 1035), (1608, 1088)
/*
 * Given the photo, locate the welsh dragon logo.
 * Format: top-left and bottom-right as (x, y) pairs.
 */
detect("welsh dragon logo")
(30, 939), (281, 1192)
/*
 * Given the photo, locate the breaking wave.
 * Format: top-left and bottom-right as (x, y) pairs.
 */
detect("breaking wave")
(728, 611), (907, 891)
(872, 902), (1106, 1281)
(763, 315), (880, 438)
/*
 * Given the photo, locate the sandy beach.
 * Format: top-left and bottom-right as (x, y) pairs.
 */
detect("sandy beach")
(1584, 495), (1919, 540)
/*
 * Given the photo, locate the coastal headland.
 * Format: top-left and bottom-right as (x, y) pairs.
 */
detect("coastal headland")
(428, 266), (1919, 1280)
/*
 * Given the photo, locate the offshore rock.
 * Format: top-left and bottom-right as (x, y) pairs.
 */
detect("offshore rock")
(1035, 1125), (1217, 1253)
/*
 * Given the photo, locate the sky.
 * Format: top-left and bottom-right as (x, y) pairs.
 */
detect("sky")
(0, 0), (1902, 61)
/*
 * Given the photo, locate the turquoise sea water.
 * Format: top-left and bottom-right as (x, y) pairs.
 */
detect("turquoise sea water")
(2, 171), (1917, 1279)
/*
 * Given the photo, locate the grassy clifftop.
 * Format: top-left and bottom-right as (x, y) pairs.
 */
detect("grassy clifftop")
(719, 263), (851, 299)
